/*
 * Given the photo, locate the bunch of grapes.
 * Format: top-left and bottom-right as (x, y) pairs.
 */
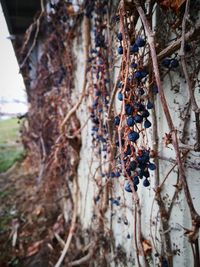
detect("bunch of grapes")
(114, 32), (156, 192)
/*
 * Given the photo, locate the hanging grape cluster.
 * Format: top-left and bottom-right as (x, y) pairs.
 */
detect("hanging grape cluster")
(114, 31), (157, 192)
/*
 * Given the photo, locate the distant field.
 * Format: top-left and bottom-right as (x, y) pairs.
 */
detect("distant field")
(0, 118), (24, 172)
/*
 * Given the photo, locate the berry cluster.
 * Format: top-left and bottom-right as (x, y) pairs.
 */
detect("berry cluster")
(114, 33), (156, 192)
(88, 1), (110, 164)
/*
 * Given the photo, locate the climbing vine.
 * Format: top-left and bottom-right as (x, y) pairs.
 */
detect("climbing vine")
(17, 0), (200, 266)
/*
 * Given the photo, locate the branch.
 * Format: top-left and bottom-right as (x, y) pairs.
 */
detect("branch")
(54, 177), (78, 267)
(179, 0), (199, 113)
(134, 0), (200, 227)
(157, 21), (200, 61)
(20, 0), (45, 69)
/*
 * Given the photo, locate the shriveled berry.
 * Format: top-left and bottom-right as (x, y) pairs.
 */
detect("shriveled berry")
(143, 178), (150, 187)
(127, 116), (135, 127)
(127, 233), (131, 239)
(128, 131), (139, 142)
(144, 119), (151, 128)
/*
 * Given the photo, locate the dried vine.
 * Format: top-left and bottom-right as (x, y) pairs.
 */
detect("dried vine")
(17, 0), (200, 266)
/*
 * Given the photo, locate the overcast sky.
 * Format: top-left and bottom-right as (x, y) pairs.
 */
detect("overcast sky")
(0, 4), (27, 114)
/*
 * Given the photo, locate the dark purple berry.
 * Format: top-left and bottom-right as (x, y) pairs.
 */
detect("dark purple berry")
(143, 170), (150, 178)
(126, 168), (132, 176)
(134, 114), (143, 123)
(134, 70), (143, 79)
(140, 70), (148, 78)
(162, 58), (171, 68)
(130, 160), (137, 171)
(130, 43), (139, 54)
(116, 171), (121, 177)
(130, 62), (137, 69)
(92, 100), (98, 108)
(127, 233), (131, 239)
(148, 162), (156, 170)
(114, 116), (120, 126)
(135, 37), (146, 47)
(112, 199), (120, 206)
(127, 116), (135, 127)
(184, 44), (191, 52)
(118, 92), (123, 101)
(152, 85), (158, 94)
(125, 104), (133, 115)
(124, 145), (132, 156)
(142, 109), (150, 118)
(133, 176), (139, 185)
(138, 88), (145, 95)
(117, 32), (123, 41)
(134, 102), (145, 111)
(147, 101), (154, 109)
(128, 131), (139, 142)
(170, 59), (179, 68)
(144, 119), (151, 128)
(118, 46), (123, 55)
(95, 90), (101, 96)
(125, 182), (132, 192)
(143, 178), (150, 187)
(118, 82), (122, 88)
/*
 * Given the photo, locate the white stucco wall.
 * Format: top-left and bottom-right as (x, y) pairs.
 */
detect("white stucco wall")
(71, 16), (200, 266)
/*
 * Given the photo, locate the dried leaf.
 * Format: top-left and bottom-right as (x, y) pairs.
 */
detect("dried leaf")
(156, 0), (186, 11)
(142, 239), (152, 255)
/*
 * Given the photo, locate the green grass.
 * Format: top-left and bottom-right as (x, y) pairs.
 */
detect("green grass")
(0, 118), (25, 173)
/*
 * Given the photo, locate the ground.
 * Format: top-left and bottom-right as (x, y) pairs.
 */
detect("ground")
(0, 118), (51, 266)
(0, 118), (24, 172)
